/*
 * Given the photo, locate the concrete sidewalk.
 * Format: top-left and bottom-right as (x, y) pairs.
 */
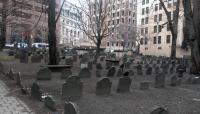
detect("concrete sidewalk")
(0, 79), (34, 114)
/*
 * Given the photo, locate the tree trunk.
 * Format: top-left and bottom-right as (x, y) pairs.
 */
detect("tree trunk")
(183, 0), (200, 74)
(94, 38), (101, 63)
(170, 34), (177, 59)
(48, 0), (58, 65)
(0, 0), (7, 50)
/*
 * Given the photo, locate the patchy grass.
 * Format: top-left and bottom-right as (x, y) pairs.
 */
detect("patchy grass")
(0, 55), (15, 61)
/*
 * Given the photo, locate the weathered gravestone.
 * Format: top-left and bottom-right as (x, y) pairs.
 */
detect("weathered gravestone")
(36, 68), (52, 80)
(19, 49), (28, 63)
(72, 54), (78, 62)
(137, 64), (143, 75)
(44, 53), (49, 63)
(8, 50), (15, 56)
(65, 57), (73, 65)
(0, 62), (4, 73)
(44, 95), (56, 111)
(100, 56), (105, 61)
(140, 81), (150, 90)
(31, 54), (42, 63)
(146, 67), (152, 75)
(169, 66), (174, 74)
(116, 68), (123, 77)
(64, 102), (80, 114)
(62, 76), (83, 99)
(170, 75), (182, 86)
(105, 61), (112, 69)
(96, 63), (103, 70)
(96, 77), (112, 95)
(31, 82), (42, 101)
(60, 68), (72, 79)
(6, 68), (16, 80)
(117, 76), (132, 93)
(124, 62), (131, 69)
(155, 73), (165, 88)
(150, 107), (169, 114)
(127, 69), (134, 76)
(78, 68), (91, 78)
(16, 72), (22, 86)
(107, 66), (116, 77)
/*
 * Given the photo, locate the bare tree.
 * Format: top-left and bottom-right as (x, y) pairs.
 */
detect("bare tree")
(159, 0), (180, 59)
(182, 0), (200, 74)
(77, 0), (117, 62)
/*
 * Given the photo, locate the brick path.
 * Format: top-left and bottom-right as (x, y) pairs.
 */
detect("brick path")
(0, 80), (34, 114)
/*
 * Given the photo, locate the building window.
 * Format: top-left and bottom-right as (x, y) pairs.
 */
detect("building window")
(140, 38), (144, 45)
(129, 11), (131, 16)
(112, 20), (115, 25)
(158, 25), (162, 32)
(142, 8), (145, 15)
(146, 0), (149, 4)
(168, 3), (172, 8)
(117, 19), (120, 24)
(112, 42), (114, 46)
(159, 3), (162, 10)
(158, 47), (162, 50)
(141, 28), (144, 34)
(145, 47), (148, 50)
(142, 0), (145, 5)
(129, 18), (131, 24)
(146, 7), (149, 14)
(159, 14), (162, 21)
(112, 13), (115, 17)
(153, 37), (157, 44)
(144, 37), (148, 45)
(122, 18), (124, 23)
(116, 42), (118, 46)
(158, 36), (161, 44)
(145, 27), (148, 34)
(117, 12), (120, 17)
(154, 26), (157, 33)
(122, 11), (124, 16)
(154, 15), (157, 22)
(141, 18), (144, 25)
(155, 4), (158, 11)
(145, 17), (149, 24)
(166, 35), (171, 43)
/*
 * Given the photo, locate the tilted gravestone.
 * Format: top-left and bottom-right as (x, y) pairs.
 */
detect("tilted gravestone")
(117, 76), (132, 93)
(137, 64), (143, 75)
(6, 68), (16, 80)
(116, 68), (123, 77)
(16, 72), (22, 86)
(96, 77), (112, 95)
(36, 68), (52, 80)
(65, 57), (73, 65)
(155, 73), (165, 88)
(146, 67), (152, 75)
(62, 76), (83, 99)
(107, 66), (116, 77)
(44, 95), (56, 111)
(150, 107), (169, 114)
(78, 68), (91, 78)
(64, 102), (80, 114)
(31, 82), (42, 101)
(96, 63), (103, 70)
(31, 54), (42, 63)
(140, 81), (150, 90)
(60, 68), (72, 79)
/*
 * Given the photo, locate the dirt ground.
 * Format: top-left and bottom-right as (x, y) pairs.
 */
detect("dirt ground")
(1, 55), (200, 114)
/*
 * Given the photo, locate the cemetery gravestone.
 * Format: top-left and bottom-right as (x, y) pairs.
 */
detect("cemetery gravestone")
(155, 73), (165, 88)
(16, 72), (22, 86)
(117, 76), (132, 93)
(96, 69), (102, 77)
(31, 82), (42, 101)
(7, 68), (15, 80)
(19, 49), (28, 63)
(64, 102), (80, 114)
(116, 68), (123, 77)
(36, 68), (52, 80)
(96, 77), (112, 95)
(137, 64), (143, 75)
(65, 57), (73, 65)
(107, 66), (116, 77)
(60, 68), (72, 79)
(44, 96), (56, 111)
(140, 81), (150, 90)
(62, 76), (83, 99)
(78, 68), (91, 78)
(96, 63), (103, 70)
(31, 54), (42, 63)
(150, 107), (168, 114)
(88, 61), (93, 70)
(146, 67), (152, 75)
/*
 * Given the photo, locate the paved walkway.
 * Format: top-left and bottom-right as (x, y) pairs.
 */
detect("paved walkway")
(0, 80), (34, 114)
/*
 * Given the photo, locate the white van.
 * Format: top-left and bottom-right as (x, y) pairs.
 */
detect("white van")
(32, 43), (49, 49)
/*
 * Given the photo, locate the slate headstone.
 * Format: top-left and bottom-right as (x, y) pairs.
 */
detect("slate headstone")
(116, 68), (123, 77)
(150, 107), (168, 114)
(60, 68), (72, 79)
(155, 73), (165, 88)
(36, 68), (52, 80)
(64, 102), (80, 114)
(65, 57), (73, 65)
(96, 77), (112, 95)
(16, 72), (22, 86)
(117, 76), (132, 93)
(137, 64), (143, 75)
(146, 67), (152, 75)
(107, 66), (116, 77)
(6, 68), (15, 80)
(31, 82), (42, 101)
(96, 63), (103, 70)
(44, 96), (56, 111)
(31, 54), (42, 63)
(62, 76), (83, 99)
(78, 68), (91, 78)
(140, 81), (150, 90)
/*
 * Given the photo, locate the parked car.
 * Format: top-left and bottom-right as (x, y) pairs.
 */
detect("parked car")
(32, 43), (49, 49)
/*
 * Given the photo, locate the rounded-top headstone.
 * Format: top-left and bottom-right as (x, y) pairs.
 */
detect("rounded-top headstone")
(96, 77), (112, 95)
(37, 68), (52, 80)
(150, 107), (168, 114)
(78, 68), (91, 78)
(64, 102), (80, 114)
